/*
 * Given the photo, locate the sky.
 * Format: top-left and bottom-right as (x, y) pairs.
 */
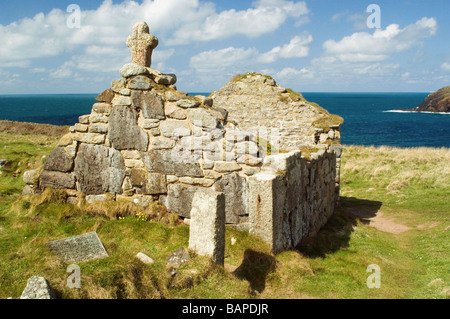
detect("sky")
(0, 0), (449, 94)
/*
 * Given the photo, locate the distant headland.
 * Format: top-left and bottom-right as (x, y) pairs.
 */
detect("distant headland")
(396, 86), (450, 113)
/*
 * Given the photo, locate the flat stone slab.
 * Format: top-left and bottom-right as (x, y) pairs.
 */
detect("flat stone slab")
(47, 232), (108, 263)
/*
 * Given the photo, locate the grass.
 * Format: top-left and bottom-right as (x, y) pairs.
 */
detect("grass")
(0, 124), (448, 299)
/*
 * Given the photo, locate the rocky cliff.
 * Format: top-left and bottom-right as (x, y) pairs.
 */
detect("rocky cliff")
(410, 86), (450, 113)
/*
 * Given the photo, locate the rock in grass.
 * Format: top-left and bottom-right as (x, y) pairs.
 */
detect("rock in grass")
(136, 252), (155, 264)
(20, 276), (56, 299)
(166, 247), (189, 268)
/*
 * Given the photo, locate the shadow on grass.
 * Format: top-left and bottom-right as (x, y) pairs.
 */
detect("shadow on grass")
(296, 196), (382, 258)
(233, 249), (277, 294)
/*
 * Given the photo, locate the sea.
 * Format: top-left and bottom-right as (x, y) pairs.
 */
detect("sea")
(0, 92), (449, 148)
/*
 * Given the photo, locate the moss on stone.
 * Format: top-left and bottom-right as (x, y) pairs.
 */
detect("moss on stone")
(231, 72), (274, 82)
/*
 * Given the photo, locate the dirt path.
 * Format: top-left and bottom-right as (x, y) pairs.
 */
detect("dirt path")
(347, 207), (412, 234)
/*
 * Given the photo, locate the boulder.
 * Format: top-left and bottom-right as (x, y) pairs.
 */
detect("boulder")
(130, 168), (167, 194)
(108, 105), (149, 151)
(74, 144), (125, 195)
(131, 91), (165, 120)
(129, 75), (152, 90)
(160, 119), (191, 138)
(160, 184), (203, 218)
(214, 172), (248, 224)
(177, 99), (199, 109)
(136, 252), (154, 264)
(95, 88), (114, 103)
(92, 103), (112, 115)
(156, 74), (177, 85)
(213, 161), (241, 173)
(142, 149), (203, 177)
(40, 170), (75, 189)
(166, 247), (189, 268)
(120, 63), (149, 78)
(43, 147), (75, 173)
(20, 276), (56, 299)
(23, 169), (40, 186)
(186, 108), (218, 129)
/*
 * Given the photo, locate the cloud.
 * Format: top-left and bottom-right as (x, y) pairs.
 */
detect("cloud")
(190, 47), (259, 72)
(0, 0), (309, 67)
(190, 34), (312, 72)
(323, 17), (438, 63)
(257, 33), (312, 63)
(49, 61), (76, 78)
(441, 62), (450, 71)
(169, 0), (309, 44)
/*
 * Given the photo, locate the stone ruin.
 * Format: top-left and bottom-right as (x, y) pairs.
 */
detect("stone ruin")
(23, 22), (343, 260)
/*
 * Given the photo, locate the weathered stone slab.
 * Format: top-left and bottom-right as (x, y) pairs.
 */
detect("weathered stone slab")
(47, 231), (108, 263)
(160, 184), (204, 218)
(74, 144), (125, 195)
(95, 88), (114, 103)
(177, 99), (199, 108)
(142, 149), (203, 177)
(131, 91), (165, 120)
(160, 119), (191, 138)
(43, 147), (75, 172)
(108, 105), (148, 151)
(78, 114), (90, 124)
(151, 136), (175, 149)
(112, 95), (132, 107)
(130, 168), (167, 194)
(40, 170), (75, 189)
(214, 172), (248, 224)
(189, 189), (225, 265)
(156, 74), (177, 85)
(20, 276), (56, 299)
(166, 247), (189, 268)
(248, 172), (286, 253)
(89, 123), (108, 134)
(136, 252), (154, 264)
(120, 63), (149, 78)
(214, 161), (241, 173)
(186, 108), (218, 129)
(23, 169), (40, 186)
(72, 132), (106, 144)
(92, 103), (112, 114)
(129, 75), (152, 90)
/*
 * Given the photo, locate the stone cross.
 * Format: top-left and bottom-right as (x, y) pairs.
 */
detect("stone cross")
(126, 21), (159, 67)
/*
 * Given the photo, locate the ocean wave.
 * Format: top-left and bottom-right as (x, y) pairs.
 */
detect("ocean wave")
(383, 110), (450, 115)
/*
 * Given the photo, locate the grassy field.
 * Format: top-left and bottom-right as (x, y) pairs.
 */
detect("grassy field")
(0, 121), (448, 299)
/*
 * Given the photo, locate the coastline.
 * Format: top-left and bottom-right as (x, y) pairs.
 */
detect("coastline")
(384, 109), (450, 115)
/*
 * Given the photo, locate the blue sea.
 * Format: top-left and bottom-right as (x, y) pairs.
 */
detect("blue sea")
(0, 92), (449, 148)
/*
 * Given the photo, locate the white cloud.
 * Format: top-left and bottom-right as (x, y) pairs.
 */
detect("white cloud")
(190, 47), (259, 72)
(258, 33), (312, 63)
(169, 0), (309, 44)
(0, 0), (309, 66)
(323, 17), (437, 63)
(441, 62), (450, 71)
(190, 34), (312, 73)
(49, 61), (75, 78)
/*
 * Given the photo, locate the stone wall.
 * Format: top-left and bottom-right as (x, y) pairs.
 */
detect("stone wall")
(248, 150), (337, 253)
(211, 73), (343, 151)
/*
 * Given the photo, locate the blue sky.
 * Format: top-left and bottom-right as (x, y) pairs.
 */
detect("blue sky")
(0, 0), (448, 94)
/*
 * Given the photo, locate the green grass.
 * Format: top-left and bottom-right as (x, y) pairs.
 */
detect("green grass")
(0, 128), (448, 299)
